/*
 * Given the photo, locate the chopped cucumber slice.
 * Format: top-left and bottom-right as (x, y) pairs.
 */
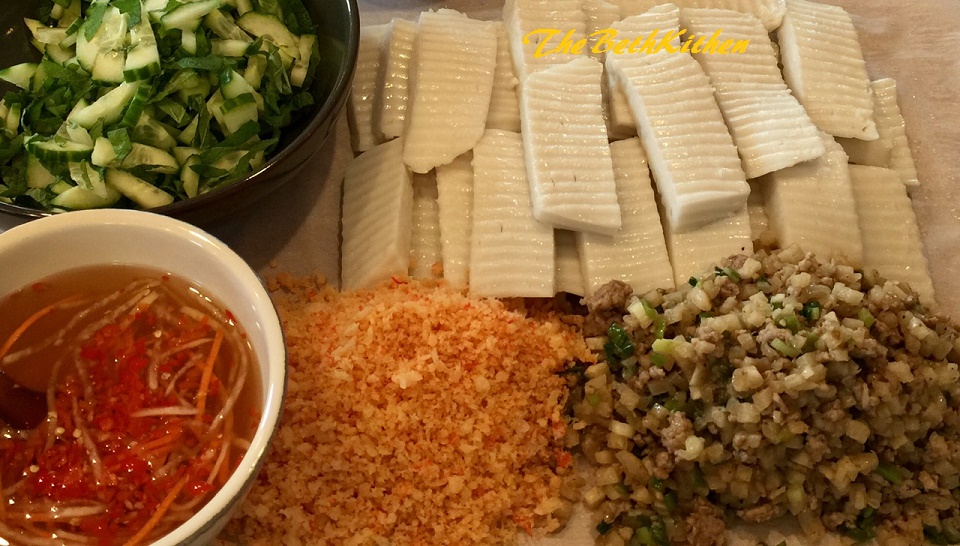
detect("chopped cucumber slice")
(236, 12), (300, 62)
(243, 55), (266, 89)
(172, 146), (199, 164)
(105, 168), (174, 209)
(212, 39), (251, 57)
(120, 84), (153, 128)
(124, 16), (161, 81)
(205, 9), (251, 41)
(92, 137), (178, 173)
(72, 81), (140, 128)
(291, 34), (316, 87)
(26, 154), (57, 189)
(235, 0), (252, 15)
(24, 19), (70, 45)
(161, 0), (221, 31)
(3, 102), (21, 137)
(133, 114), (177, 150)
(67, 161), (109, 197)
(27, 137), (94, 163)
(92, 50), (126, 83)
(0, 63), (38, 90)
(180, 154), (200, 198)
(91, 137), (116, 167)
(52, 183), (122, 209)
(220, 69), (255, 99)
(178, 116), (199, 145)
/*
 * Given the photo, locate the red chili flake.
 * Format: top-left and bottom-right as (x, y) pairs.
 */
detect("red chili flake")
(185, 480), (214, 498)
(556, 450), (573, 469)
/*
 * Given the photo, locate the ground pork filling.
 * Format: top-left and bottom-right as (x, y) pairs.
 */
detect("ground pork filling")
(219, 276), (594, 545)
(567, 245), (960, 546)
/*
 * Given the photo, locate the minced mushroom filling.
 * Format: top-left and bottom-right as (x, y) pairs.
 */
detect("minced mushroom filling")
(565, 245), (960, 545)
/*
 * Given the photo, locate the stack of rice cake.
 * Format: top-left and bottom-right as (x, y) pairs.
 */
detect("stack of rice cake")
(340, 0), (934, 308)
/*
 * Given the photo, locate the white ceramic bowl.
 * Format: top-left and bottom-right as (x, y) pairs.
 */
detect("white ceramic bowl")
(0, 209), (286, 545)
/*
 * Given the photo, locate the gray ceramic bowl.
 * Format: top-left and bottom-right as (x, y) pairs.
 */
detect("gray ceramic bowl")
(0, 0), (359, 226)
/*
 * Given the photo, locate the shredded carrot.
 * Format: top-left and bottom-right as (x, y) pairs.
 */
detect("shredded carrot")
(122, 476), (189, 546)
(139, 432), (181, 452)
(0, 295), (82, 360)
(194, 329), (224, 418)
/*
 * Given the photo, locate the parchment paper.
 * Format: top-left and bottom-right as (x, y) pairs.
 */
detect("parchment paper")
(0, 2), (958, 543)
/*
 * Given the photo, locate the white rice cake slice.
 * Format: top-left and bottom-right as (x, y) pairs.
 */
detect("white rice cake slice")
(583, 0), (621, 58)
(435, 152), (474, 289)
(777, 0), (877, 140)
(503, 0), (587, 82)
(486, 22), (522, 133)
(600, 4), (685, 141)
(607, 49), (750, 232)
(578, 138), (674, 296)
(670, 0), (785, 31)
(609, 4), (682, 51)
(604, 73), (636, 140)
(747, 180), (772, 245)
(849, 165), (934, 306)
(470, 130), (554, 298)
(681, 7), (789, 90)
(347, 24), (389, 152)
(409, 172), (442, 280)
(379, 18), (416, 140)
(583, 0), (634, 139)
(762, 133), (864, 267)
(665, 207), (753, 286)
(682, 8), (823, 178)
(520, 56), (621, 235)
(403, 9), (498, 174)
(341, 138), (413, 290)
(555, 230), (586, 296)
(874, 79), (920, 188)
(839, 79), (919, 187)
(610, 0), (665, 18)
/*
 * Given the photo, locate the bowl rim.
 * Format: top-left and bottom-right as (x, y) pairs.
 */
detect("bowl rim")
(0, 209), (288, 545)
(0, 0), (361, 222)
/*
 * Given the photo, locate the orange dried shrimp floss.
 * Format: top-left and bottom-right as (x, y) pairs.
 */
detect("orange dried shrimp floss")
(0, 272), (254, 546)
(223, 277), (593, 545)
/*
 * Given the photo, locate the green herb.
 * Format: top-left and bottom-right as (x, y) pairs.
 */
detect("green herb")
(776, 313), (801, 334)
(556, 362), (587, 382)
(801, 301), (821, 321)
(662, 491), (678, 513)
(770, 339), (799, 358)
(648, 477), (664, 492)
(587, 393), (601, 407)
(875, 462), (904, 484)
(688, 276), (698, 287)
(113, 0), (142, 27)
(107, 128), (133, 162)
(858, 308), (876, 328)
(640, 299), (657, 320)
(650, 352), (666, 368)
(596, 520), (613, 535)
(714, 266), (741, 282)
(802, 334), (820, 353)
(840, 507), (876, 543)
(604, 323), (635, 373)
(653, 316), (666, 340)
(924, 523), (960, 545)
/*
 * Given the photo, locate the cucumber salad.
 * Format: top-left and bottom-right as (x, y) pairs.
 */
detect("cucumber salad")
(0, 0), (319, 211)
